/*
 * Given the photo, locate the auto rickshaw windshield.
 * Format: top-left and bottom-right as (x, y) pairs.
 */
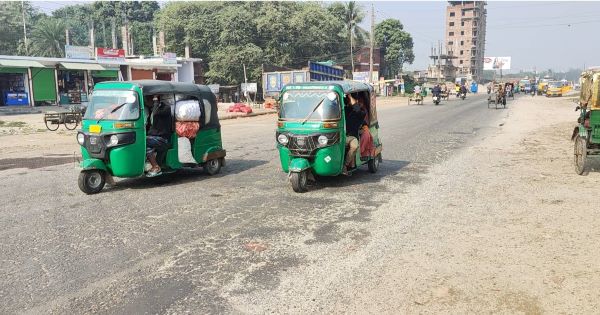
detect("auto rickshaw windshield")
(279, 90), (340, 121)
(84, 90), (139, 121)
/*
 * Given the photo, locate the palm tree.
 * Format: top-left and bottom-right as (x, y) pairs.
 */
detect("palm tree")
(343, 2), (366, 72)
(30, 18), (66, 58)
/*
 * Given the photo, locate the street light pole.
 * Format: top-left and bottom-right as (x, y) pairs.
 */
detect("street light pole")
(369, 3), (374, 85)
(21, 1), (28, 55)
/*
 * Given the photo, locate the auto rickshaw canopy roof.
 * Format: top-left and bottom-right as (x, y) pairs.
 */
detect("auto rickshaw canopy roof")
(284, 80), (373, 95)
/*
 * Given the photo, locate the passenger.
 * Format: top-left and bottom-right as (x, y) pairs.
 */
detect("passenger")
(146, 95), (172, 177)
(343, 93), (367, 174)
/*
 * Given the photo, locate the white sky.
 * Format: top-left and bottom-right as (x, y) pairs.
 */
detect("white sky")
(32, 0), (600, 73)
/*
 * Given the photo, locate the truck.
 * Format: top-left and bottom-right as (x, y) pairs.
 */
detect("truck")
(262, 61), (345, 101)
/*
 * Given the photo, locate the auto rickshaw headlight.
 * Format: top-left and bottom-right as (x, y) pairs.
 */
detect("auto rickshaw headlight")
(277, 134), (289, 145)
(108, 134), (119, 147)
(77, 133), (85, 145)
(318, 135), (329, 146)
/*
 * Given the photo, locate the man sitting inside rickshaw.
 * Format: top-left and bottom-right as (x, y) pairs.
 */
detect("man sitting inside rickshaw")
(343, 93), (367, 175)
(146, 95), (173, 177)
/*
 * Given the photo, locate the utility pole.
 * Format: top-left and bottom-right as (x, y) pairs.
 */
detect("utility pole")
(369, 3), (374, 84)
(89, 20), (95, 52)
(111, 18), (117, 49)
(21, 1), (28, 55)
(350, 10), (354, 73)
(243, 64), (248, 99)
(65, 29), (70, 46)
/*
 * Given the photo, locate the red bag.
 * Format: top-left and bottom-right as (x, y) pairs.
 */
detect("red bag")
(176, 121), (200, 139)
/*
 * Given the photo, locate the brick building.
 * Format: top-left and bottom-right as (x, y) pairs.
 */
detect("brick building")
(445, 1), (487, 82)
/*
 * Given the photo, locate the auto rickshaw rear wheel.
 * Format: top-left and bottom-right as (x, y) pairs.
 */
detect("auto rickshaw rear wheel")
(204, 158), (223, 175)
(78, 170), (106, 194)
(290, 171), (308, 193)
(368, 154), (381, 173)
(574, 136), (588, 175)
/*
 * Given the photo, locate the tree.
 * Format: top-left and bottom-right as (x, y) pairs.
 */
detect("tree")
(375, 19), (414, 78)
(30, 18), (66, 57)
(52, 1), (159, 55)
(0, 1), (40, 55)
(156, 1), (348, 85)
(328, 1), (367, 70)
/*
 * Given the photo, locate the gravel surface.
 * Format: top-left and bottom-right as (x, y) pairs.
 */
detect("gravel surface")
(2, 93), (596, 313)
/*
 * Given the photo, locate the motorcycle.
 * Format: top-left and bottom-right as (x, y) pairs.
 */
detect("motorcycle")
(460, 92), (466, 100)
(433, 95), (440, 105)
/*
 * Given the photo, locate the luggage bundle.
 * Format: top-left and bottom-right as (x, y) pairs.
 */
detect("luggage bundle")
(227, 103), (253, 114)
(175, 100), (201, 164)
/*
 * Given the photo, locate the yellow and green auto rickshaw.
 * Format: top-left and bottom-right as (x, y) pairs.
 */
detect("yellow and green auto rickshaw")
(276, 81), (383, 192)
(77, 80), (226, 194)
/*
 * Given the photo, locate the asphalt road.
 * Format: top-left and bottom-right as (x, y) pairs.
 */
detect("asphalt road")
(0, 93), (508, 314)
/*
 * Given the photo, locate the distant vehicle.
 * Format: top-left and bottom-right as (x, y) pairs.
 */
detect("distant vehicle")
(519, 79), (531, 93)
(546, 81), (564, 97)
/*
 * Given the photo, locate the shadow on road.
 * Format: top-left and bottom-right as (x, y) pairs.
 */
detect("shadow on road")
(105, 159), (269, 192)
(310, 159), (410, 190)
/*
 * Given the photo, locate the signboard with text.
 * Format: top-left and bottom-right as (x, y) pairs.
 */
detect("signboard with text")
(96, 48), (126, 63)
(65, 45), (92, 59)
(163, 52), (177, 64)
(483, 56), (511, 70)
(241, 83), (258, 93)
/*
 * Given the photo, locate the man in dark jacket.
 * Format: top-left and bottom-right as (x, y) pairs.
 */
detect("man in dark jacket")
(343, 93), (367, 174)
(146, 95), (172, 177)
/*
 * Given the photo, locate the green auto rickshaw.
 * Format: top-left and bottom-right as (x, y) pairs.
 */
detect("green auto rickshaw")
(77, 80), (226, 194)
(276, 81), (383, 192)
(573, 69), (600, 174)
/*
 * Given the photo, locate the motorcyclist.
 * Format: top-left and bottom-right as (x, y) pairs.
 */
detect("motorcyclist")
(460, 84), (468, 97)
(432, 84), (442, 97)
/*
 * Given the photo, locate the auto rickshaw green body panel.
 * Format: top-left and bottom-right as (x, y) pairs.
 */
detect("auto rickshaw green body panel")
(573, 70), (600, 175)
(276, 81), (382, 191)
(77, 80), (225, 193)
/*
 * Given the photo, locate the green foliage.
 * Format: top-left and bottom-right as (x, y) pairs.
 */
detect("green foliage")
(52, 1), (159, 54)
(30, 18), (66, 57)
(156, 1), (348, 85)
(375, 19), (414, 78)
(328, 1), (368, 68)
(0, 2), (40, 55)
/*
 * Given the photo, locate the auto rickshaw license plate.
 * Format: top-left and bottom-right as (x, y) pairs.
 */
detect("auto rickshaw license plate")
(89, 125), (101, 133)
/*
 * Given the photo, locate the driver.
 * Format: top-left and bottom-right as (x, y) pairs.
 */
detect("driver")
(146, 95), (172, 177)
(460, 84), (468, 96)
(432, 84), (442, 97)
(343, 93), (367, 175)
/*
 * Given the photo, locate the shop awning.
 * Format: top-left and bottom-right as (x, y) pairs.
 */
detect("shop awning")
(128, 63), (180, 71)
(0, 59), (45, 68)
(60, 62), (105, 71)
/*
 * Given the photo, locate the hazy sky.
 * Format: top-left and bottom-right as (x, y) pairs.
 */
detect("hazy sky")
(361, 1), (600, 73)
(35, 1), (600, 73)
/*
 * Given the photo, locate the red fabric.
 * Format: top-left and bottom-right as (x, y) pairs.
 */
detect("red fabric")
(176, 121), (200, 139)
(360, 127), (375, 158)
(227, 103), (253, 114)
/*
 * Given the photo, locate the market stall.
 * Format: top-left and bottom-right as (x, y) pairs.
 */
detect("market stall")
(58, 62), (104, 104)
(0, 59), (44, 106)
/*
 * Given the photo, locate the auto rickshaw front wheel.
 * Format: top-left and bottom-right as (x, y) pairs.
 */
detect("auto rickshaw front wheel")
(78, 170), (106, 194)
(204, 158), (223, 175)
(574, 136), (588, 175)
(290, 171), (308, 193)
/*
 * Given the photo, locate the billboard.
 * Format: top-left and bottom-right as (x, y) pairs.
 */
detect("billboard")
(483, 56), (511, 70)
(241, 83), (257, 93)
(96, 48), (126, 63)
(65, 45), (92, 59)
(163, 52), (177, 64)
(352, 71), (379, 83)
